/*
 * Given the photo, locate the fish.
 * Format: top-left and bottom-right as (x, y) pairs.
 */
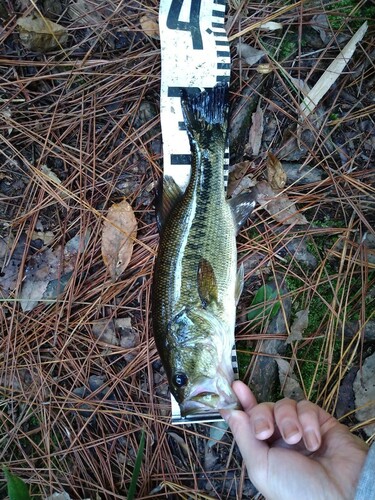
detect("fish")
(152, 83), (255, 417)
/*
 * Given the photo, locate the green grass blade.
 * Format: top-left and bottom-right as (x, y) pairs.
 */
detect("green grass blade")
(127, 430), (145, 500)
(3, 468), (31, 500)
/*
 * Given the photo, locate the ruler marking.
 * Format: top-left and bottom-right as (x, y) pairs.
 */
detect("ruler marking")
(212, 9), (225, 17)
(217, 50), (230, 57)
(170, 154), (191, 165)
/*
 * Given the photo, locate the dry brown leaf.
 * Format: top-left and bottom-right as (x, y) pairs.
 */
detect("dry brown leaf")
(19, 231), (89, 311)
(248, 103), (264, 156)
(353, 352), (375, 437)
(140, 13), (159, 39)
(267, 152), (286, 190)
(16, 13), (68, 52)
(92, 319), (119, 346)
(276, 358), (304, 401)
(255, 180), (308, 225)
(286, 308), (309, 344)
(69, 0), (108, 25)
(101, 199), (137, 281)
(236, 42), (264, 66)
(227, 161), (256, 197)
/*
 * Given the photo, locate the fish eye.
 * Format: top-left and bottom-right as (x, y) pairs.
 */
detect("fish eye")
(173, 372), (188, 387)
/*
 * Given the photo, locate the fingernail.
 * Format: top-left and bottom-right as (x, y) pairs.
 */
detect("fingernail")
(282, 421), (300, 442)
(304, 430), (319, 451)
(253, 418), (271, 437)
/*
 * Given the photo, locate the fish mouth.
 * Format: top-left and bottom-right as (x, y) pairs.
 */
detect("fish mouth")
(179, 377), (240, 417)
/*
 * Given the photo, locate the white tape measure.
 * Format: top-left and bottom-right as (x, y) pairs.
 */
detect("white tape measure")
(159, 0), (230, 191)
(159, 0), (238, 424)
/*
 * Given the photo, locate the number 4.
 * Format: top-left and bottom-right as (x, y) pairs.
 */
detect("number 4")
(167, 0), (203, 50)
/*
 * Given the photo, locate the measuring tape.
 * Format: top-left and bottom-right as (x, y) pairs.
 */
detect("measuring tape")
(159, 0), (230, 190)
(159, 0), (237, 424)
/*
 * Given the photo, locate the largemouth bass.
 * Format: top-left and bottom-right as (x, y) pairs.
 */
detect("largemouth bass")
(152, 84), (254, 416)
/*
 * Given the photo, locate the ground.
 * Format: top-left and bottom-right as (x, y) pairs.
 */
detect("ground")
(0, 0), (374, 499)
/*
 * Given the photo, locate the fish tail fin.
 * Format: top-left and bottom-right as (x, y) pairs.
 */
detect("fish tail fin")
(181, 83), (229, 146)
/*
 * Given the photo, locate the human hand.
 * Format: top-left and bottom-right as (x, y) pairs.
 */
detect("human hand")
(221, 381), (368, 500)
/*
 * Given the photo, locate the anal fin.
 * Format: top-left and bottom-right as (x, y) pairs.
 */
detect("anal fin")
(155, 175), (183, 231)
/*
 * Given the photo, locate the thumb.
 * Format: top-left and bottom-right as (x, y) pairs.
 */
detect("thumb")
(221, 382), (270, 487)
(222, 408), (270, 486)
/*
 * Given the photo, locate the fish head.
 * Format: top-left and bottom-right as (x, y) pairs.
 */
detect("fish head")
(166, 307), (240, 417)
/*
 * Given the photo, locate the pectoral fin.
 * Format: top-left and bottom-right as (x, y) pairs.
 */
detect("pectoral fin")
(155, 175), (183, 231)
(197, 258), (218, 307)
(229, 191), (256, 234)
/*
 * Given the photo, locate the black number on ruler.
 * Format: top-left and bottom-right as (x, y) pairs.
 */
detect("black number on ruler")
(167, 0), (203, 50)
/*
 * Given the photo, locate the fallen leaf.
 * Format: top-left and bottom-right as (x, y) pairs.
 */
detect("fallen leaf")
(168, 432), (189, 456)
(255, 181), (308, 225)
(236, 42), (264, 66)
(0, 234), (19, 295)
(45, 492), (92, 500)
(4, 468), (30, 500)
(68, 0), (114, 47)
(40, 164), (62, 186)
(267, 153), (287, 190)
(259, 21), (283, 31)
(19, 247), (59, 311)
(256, 63), (273, 74)
(119, 320), (139, 363)
(247, 283), (281, 323)
(69, 0), (106, 25)
(227, 161), (256, 197)
(288, 76), (311, 96)
(115, 317), (132, 330)
(92, 319), (119, 346)
(311, 14), (331, 45)
(248, 103), (264, 156)
(282, 162), (325, 185)
(276, 358), (304, 401)
(45, 493), (73, 500)
(0, 106), (12, 134)
(101, 199), (137, 281)
(140, 13), (159, 39)
(19, 231), (89, 311)
(286, 308), (309, 344)
(31, 230), (55, 246)
(353, 352), (375, 437)
(16, 13), (68, 52)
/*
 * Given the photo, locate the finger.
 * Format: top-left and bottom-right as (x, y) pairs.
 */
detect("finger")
(274, 398), (303, 445)
(232, 381), (258, 414)
(296, 400), (323, 452)
(221, 408), (269, 486)
(247, 402), (275, 440)
(231, 382), (275, 440)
